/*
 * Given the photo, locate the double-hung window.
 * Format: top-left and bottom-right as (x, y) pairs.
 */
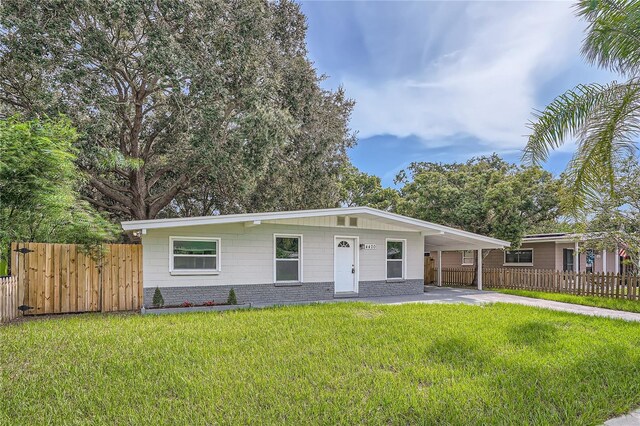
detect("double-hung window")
(504, 249), (533, 266)
(274, 235), (302, 283)
(169, 237), (220, 274)
(386, 239), (405, 280)
(461, 250), (474, 265)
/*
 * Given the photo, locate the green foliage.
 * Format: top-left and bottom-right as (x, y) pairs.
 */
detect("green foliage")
(2, 303), (640, 424)
(395, 155), (562, 246)
(0, 117), (117, 263)
(152, 287), (164, 308)
(0, 0), (354, 219)
(339, 163), (399, 210)
(227, 288), (238, 305)
(524, 0), (640, 210)
(580, 157), (640, 267)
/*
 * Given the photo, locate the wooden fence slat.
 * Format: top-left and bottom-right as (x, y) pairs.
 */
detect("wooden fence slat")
(44, 243), (52, 314)
(77, 249), (85, 312)
(0, 276), (19, 323)
(91, 253), (100, 312)
(0, 277), (4, 322)
(105, 245), (112, 313)
(111, 245), (118, 311)
(60, 245), (68, 313)
(131, 245), (139, 310)
(53, 244), (61, 313)
(125, 246), (133, 311)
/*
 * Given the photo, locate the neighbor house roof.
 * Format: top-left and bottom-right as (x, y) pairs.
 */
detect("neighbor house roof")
(121, 206), (510, 250)
(522, 233), (584, 243)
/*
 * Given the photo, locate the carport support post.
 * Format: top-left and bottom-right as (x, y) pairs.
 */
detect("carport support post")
(477, 249), (483, 290)
(437, 251), (442, 287)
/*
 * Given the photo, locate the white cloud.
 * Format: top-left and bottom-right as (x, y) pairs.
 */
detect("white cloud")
(343, 2), (587, 151)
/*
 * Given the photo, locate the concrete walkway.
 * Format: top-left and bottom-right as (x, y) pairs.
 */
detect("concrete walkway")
(380, 286), (640, 322)
(255, 286), (640, 323)
(604, 408), (640, 426)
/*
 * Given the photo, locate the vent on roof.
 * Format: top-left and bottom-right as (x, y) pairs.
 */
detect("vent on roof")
(337, 216), (358, 227)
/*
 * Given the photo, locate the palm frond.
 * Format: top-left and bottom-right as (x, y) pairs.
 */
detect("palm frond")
(558, 79), (640, 211)
(576, 0), (640, 76)
(524, 81), (632, 164)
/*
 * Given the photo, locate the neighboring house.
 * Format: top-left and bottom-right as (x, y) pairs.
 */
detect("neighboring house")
(433, 232), (622, 274)
(121, 207), (508, 306)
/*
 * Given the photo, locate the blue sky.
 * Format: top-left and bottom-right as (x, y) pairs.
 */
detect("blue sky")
(300, 1), (618, 186)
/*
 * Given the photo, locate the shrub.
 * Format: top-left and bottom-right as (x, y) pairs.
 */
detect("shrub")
(180, 301), (193, 308)
(227, 288), (237, 305)
(152, 287), (164, 307)
(203, 300), (215, 306)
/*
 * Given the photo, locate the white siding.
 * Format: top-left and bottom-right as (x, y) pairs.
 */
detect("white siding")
(142, 223), (423, 288)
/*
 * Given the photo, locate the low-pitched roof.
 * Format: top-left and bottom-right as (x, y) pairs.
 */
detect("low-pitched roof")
(121, 206), (509, 250)
(522, 233), (583, 243)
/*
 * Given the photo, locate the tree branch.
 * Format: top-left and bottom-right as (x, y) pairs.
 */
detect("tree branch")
(148, 174), (190, 218)
(87, 175), (134, 208)
(81, 195), (131, 215)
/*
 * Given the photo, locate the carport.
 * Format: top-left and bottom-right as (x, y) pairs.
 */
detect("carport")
(424, 231), (509, 290)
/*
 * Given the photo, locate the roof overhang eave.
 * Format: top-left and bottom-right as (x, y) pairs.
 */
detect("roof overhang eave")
(121, 206), (510, 248)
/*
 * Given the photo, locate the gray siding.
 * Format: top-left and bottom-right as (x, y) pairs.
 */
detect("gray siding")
(435, 243), (557, 270)
(437, 242), (620, 272)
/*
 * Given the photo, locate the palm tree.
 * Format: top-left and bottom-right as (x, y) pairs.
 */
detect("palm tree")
(524, 0), (640, 209)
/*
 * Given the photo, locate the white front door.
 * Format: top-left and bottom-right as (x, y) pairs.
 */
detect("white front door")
(335, 238), (357, 293)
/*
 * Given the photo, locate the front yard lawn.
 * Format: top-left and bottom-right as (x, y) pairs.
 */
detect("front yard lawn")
(2, 302), (640, 424)
(497, 289), (640, 314)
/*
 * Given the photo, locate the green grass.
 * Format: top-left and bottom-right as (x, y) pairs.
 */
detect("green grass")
(496, 289), (640, 314)
(2, 303), (640, 425)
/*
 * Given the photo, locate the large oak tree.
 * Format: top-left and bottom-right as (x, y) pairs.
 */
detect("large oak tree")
(395, 155), (562, 246)
(0, 0), (354, 219)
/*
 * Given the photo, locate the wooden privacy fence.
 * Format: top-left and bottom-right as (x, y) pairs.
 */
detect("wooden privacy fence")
(11, 242), (143, 315)
(482, 268), (639, 300)
(440, 267), (640, 300)
(442, 268), (476, 287)
(0, 276), (19, 323)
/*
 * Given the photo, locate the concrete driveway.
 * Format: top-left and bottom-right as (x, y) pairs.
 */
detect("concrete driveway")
(358, 286), (640, 323)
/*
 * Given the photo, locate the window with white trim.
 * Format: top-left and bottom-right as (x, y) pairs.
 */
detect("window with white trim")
(461, 250), (474, 265)
(274, 235), (302, 282)
(170, 237), (220, 274)
(504, 249), (533, 266)
(386, 239), (405, 279)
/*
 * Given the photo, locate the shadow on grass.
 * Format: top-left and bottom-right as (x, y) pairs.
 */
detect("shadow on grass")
(507, 321), (559, 349)
(427, 335), (491, 368)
